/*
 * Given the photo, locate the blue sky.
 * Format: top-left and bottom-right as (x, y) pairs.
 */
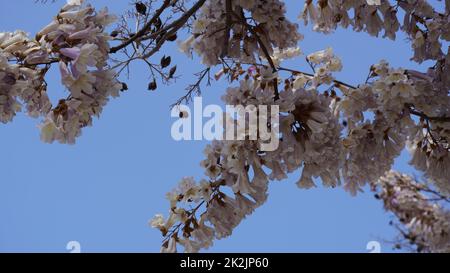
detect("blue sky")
(0, 0), (436, 252)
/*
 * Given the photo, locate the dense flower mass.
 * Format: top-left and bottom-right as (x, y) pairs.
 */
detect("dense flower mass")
(179, 0), (303, 66)
(1, 0), (450, 253)
(39, 1), (121, 144)
(376, 171), (450, 252)
(337, 60), (450, 195)
(0, 31), (51, 123)
(1, 0), (120, 144)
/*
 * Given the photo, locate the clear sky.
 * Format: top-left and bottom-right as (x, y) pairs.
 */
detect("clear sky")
(0, 0), (437, 252)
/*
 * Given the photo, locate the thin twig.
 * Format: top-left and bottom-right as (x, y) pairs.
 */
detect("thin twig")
(110, 0), (172, 54)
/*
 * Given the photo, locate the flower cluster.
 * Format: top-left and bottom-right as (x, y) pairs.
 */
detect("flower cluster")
(341, 113), (408, 194)
(376, 171), (450, 253)
(338, 72), (410, 194)
(37, 0), (121, 144)
(179, 0), (302, 66)
(306, 47), (342, 87)
(300, 0), (399, 38)
(1, 0), (120, 143)
(300, 0), (450, 64)
(338, 60), (450, 194)
(0, 31), (51, 123)
(408, 127), (450, 196)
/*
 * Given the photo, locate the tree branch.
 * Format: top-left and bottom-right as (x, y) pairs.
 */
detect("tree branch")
(221, 0), (233, 57)
(408, 108), (450, 123)
(140, 0), (207, 60)
(277, 66), (358, 90)
(110, 0), (172, 54)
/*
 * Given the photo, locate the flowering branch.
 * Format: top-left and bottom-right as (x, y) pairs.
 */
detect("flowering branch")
(2, 0), (450, 253)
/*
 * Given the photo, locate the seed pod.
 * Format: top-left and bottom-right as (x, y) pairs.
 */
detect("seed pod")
(167, 33), (177, 41)
(148, 79), (157, 91)
(121, 82), (128, 91)
(160, 55), (171, 68)
(135, 2), (147, 15)
(169, 66), (177, 78)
